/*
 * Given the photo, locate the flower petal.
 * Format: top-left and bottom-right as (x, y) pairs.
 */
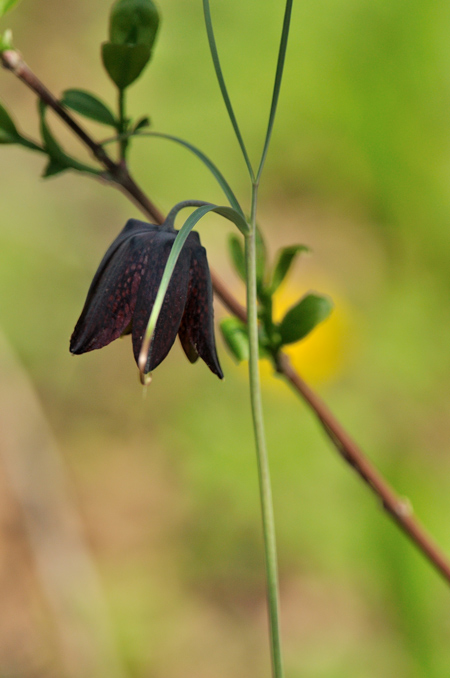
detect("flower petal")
(70, 221), (159, 355)
(178, 244), (223, 379)
(178, 327), (199, 364)
(131, 240), (191, 373)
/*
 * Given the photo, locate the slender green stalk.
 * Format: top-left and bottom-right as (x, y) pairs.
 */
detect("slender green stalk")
(202, 0), (255, 181)
(118, 88), (127, 161)
(138, 201), (248, 378)
(132, 131), (245, 217)
(256, 0), (293, 183)
(245, 184), (284, 678)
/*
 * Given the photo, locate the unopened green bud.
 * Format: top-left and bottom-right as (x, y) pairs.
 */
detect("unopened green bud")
(109, 0), (159, 50)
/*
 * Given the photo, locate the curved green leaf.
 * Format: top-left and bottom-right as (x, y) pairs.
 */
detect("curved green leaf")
(138, 202), (249, 375)
(0, 104), (19, 138)
(270, 244), (310, 293)
(278, 293), (333, 346)
(38, 101), (100, 176)
(255, 226), (267, 289)
(202, 0), (254, 180)
(228, 234), (246, 281)
(132, 115), (150, 132)
(220, 317), (249, 362)
(109, 0), (159, 49)
(0, 100), (42, 151)
(256, 0), (293, 182)
(132, 131), (244, 217)
(61, 89), (117, 127)
(102, 42), (151, 90)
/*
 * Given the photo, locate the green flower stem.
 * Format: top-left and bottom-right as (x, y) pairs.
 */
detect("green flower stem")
(118, 88), (127, 161)
(256, 0), (293, 183)
(245, 184), (284, 678)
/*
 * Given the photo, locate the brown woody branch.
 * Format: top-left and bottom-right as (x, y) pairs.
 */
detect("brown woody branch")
(3, 49), (450, 584)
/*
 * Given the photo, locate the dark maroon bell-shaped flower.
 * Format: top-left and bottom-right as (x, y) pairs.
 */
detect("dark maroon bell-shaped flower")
(70, 218), (223, 378)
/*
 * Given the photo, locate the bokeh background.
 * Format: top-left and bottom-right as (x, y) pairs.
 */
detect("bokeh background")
(1, 0), (450, 676)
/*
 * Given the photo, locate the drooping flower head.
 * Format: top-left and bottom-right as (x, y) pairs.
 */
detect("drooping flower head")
(70, 218), (223, 378)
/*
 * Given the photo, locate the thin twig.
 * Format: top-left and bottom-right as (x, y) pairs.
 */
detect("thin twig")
(1, 50), (164, 225)
(3, 50), (450, 585)
(275, 353), (450, 583)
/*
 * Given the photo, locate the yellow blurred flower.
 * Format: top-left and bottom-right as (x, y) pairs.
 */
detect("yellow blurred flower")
(226, 277), (354, 389)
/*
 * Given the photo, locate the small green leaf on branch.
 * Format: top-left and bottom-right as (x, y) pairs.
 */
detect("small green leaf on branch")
(61, 89), (117, 127)
(102, 42), (151, 90)
(0, 100), (42, 150)
(38, 101), (100, 177)
(0, 99), (18, 141)
(228, 234), (246, 281)
(255, 226), (267, 288)
(103, 0), (160, 90)
(132, 115), (150, 132)
(220, 317), (249, 362)
(278, 293), (333, 346)
(109, 0), (159, 49)
(270, 244), (310, 293)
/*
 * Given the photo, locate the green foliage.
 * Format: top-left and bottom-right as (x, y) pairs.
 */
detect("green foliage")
(228, 234), (246, 281)
(0, 100), (41, 150)
(0, 27), (12, 51)
(102, 42), (151, 90)
(135, 132), (244, 214)
(61, 89), (117, 127)
(278, 293), (333, 346)
(103, 0), (160, 90)
(255, 226), (267, 290)
(109, 0), (159, 48)
(0, 0), (20, 18)
(132, 116), (150, 132)
(220, 317), (249, 362)
(0, 99), (19, 142)
(38, 102), (99, 177)
(227, 229), (331, 356)
(270, 244), (310, 293)
(227, 229), (267, 288)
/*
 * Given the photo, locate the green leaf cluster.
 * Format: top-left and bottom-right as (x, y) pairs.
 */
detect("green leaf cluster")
(61, 90), (117, 127)
(102, 0), (160, 90)
(0, 101), (41, 150)
(224, 232), (333, 363)
(220, 318), (249, 362)
(38, 102), (100, 178)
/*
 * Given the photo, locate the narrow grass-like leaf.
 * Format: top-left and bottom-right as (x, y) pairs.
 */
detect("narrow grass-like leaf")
(134, 131), (244, 217)
(61, 89), (117, 127)
(270, 244), (310, 293)
(138, 202), (249, 376)
(228, 234), (246, 281)
(202, 0), (254, 181)
(256, 0), (293, 182)
(220, 317), (249, 362)
(278, 293), (333, 346)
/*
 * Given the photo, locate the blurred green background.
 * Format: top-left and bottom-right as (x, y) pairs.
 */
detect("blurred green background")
(1, 0), (450, 676)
